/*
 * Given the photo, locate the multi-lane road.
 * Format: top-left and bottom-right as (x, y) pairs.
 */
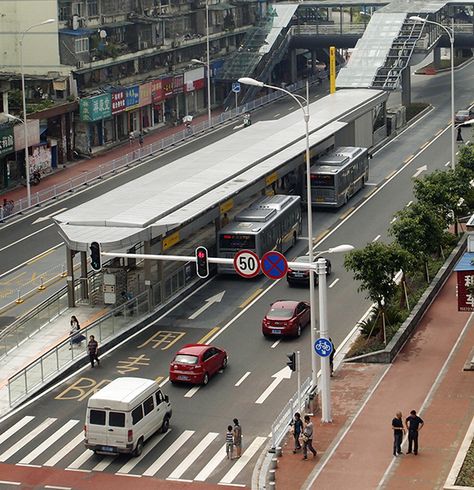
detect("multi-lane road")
(0, 60), (473, 488)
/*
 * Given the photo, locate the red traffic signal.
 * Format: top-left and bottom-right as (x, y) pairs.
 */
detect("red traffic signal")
(195, 246), (209, 278)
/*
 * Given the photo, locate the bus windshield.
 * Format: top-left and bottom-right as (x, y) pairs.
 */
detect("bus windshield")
(219, 234), (256, 250)
(311, 173), (335, 188)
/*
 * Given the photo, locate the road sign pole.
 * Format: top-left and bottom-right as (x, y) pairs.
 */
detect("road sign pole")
(235, 92), (238, 112)
(317, 258), (332, 423)
(297, 350), (301, 412)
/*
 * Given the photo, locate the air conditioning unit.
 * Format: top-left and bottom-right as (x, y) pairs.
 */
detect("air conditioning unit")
(76, 61), (85, 69)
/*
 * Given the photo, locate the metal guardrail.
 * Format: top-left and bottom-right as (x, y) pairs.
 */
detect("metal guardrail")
(8, 291), (150, 408)
(270, 376), (311, 451)
(1, 77), (325, 222)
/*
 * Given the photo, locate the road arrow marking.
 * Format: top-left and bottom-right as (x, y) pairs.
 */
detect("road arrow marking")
(188, 291), (225, 320)
(233, 123), (244, 130)
(255, 366), (292, 404)
(412, 165), (427, 178)
(33, 208), (68, 224)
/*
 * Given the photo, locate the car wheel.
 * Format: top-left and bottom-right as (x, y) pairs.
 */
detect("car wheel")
(326, 264), (332, 275)
(296, 324), (302, 337)
(221, 356), (228, 370)
(134, 437), (144, 457)
(202, 372), (209, 385)
(287, 280), (293, 287)
(161, 416), (170, 433)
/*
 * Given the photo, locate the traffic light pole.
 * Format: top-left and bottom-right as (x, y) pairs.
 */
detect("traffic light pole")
(297, 350), (301, 413)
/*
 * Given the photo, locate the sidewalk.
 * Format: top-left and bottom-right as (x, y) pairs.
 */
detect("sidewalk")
(275, 272), (474, 489)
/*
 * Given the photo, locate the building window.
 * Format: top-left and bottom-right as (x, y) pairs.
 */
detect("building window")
(75, 37), (90, 53)
(72, 2), (83, 16)
(59, 1), (72, 21)
(87, 0), (98, 17)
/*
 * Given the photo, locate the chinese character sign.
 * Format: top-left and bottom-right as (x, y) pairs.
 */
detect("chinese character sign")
(152, 79), (164, 104)
(138, 82), (152, 107)
(125, 85), (140, 110)
(0, 125), (14, 157)
(111, 90), (126, 115)
(80, 94), (112, 122)
(457, 270), (474, 311)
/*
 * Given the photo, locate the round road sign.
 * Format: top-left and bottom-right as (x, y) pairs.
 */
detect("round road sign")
(260, 251), (288, 280)
(233, 250), (260, 278)
(314, 338), (333, 357)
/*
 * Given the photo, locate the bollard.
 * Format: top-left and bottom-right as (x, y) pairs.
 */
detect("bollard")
(275, 446), (282, 457)
(38, 277), (46, 291)
(268, 469), (276, 482)
(15, 288), (24, 304)
(268, 482), (276, 489)
(271, 457), (278, 469)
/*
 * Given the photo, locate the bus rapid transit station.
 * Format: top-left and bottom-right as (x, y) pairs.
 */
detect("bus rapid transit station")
(54, 88), (388, 310)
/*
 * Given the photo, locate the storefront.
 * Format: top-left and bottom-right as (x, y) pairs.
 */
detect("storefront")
(0, 124), (16, 190)
(125, 85), (140, 134)
(151, 79), (165, 126)
(78, 93), (112, 153)
(184, 67), (205, 115)
(139, 82), (152, 130)
(111, 89), (127, 141)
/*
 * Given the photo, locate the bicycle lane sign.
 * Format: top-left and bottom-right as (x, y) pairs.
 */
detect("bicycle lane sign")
(314, 338), (333, 357)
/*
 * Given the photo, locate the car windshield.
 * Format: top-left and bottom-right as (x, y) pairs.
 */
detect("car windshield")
(174, 354), (198, 365)
(268, 307), (294, 319)
(457, 110), (469, 116)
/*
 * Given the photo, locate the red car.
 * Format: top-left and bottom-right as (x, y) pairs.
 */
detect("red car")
(262, 300), (311, 337)
(169, 344), (228, 385)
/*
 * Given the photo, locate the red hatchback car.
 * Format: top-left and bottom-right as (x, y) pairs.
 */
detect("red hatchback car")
(262, 300), (311, 337)
(169, 344), (228, 385)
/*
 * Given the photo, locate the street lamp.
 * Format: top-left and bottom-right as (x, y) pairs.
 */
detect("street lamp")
(19, 18), (55, 207)
(410, 15), (455, 169)
(191, 58), (212, 126)
(239, 76), (320, 391)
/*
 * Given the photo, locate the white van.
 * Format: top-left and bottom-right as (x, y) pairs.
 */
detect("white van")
(84, 377), (172, 456)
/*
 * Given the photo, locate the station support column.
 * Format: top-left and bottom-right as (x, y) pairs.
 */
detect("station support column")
(144, 240), (153, 308)
(433, 47), (441, 69)
(401, 67), (411, 107)
(66, 247), (75, 308)
(80, 251), (89, 301)
(290, 49), (297, 84)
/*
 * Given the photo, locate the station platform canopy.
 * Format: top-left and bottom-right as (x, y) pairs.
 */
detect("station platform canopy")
(54, 88), (387, 252)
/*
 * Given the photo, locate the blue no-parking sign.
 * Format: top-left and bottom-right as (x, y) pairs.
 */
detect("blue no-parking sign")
(314, 338), (333, 357)
(260, 251), (288, 280)
(232, 82), (241, 93)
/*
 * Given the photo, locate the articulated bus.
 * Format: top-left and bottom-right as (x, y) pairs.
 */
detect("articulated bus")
(217, 194), (302, 273)
(307, 146), (369, 208)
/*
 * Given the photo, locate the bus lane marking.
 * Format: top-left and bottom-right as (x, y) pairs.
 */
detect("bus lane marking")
(137, 330), (185, 350)
(55, 377), (111, 402)
(116, 355), (150, 374)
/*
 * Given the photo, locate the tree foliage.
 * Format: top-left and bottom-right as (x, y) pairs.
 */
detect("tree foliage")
(458, 142), (474, 173)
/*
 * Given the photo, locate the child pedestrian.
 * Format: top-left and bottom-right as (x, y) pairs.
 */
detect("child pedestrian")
(226, 425), (234, 460)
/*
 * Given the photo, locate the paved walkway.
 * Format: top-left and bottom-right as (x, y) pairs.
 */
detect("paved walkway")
(275, 272), (474, 489)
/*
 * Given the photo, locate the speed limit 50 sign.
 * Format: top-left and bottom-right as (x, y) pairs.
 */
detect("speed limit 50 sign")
(233, 250), (260, 278)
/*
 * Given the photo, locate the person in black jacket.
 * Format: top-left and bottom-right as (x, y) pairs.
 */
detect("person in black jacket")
(291, 412), (304, 453)
(392, 411), (405, 456)
(406, 410), (424, 455)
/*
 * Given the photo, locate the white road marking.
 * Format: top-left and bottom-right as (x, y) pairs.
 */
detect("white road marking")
(167, 432), (219, 480)
(219, 436), (267, 484)
(445, 161), (451, 167)
(0, 416), (34, 445)
(159, 377), (169, 387)
(32, 207), (68, 224)
(328, 278), (339, 288)
(255, 367), (292, 404)
(274, 113), (281, 117)
(92, 455), (115, 471)
(16, 464), (41, 467)
(406, 200), (413, 207)
(270, 340), (281, 349)
(44, 432), (84, 467)
(194, 444), (227, 482)
(0, 482), (21, 486)
(142, 430), (194, 476)
(188, 291), (225, 320)
(45, 486), (72, 490)
(116, 430), (171, 474)
(0, 224), (55, 253)
(19, 419), (79, 464)
(390, 217), (397, 224)
(233, 124), (244, 130)
(364, 182), (377, 186)
(0, 418), (56, 462)
(235, 372), (251, 387)
(184, 386), (201, 398)
(372, 235), (381, 242)
(67, 449), (94, 469)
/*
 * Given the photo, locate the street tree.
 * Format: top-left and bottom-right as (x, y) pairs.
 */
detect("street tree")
(458, 142), (474, 173)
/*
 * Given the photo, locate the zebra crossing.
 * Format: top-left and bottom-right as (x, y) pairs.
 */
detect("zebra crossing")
(0, 415), (267, 485)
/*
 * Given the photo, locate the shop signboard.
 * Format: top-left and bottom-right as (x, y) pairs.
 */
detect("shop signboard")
(111, 90), (126, 115)
(13, 119), (40, 151)
(184, 67), (205, 92)
(80, 94), (112, 122)
(125, 85), (140, 110)
(0, 125), (14, 158)
(138, 82), (152, 107)
(173, 74), (184, 95)
(162, 77), (174, 99)
(152, 79), (164, 104)
(457, 269), (474, 311)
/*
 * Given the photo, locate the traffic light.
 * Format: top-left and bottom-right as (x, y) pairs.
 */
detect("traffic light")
(286, 352), (296, 371)
(90, 241), (102, 272)
(195, 246), (209, 278)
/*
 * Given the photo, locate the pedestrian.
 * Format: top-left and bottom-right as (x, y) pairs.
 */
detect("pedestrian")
(69, 315), (84, 349)
(233, 418), (242, 458)
(392, 411), (405, 456)
(457, 126), (463, 142)
(88, 335), (100, 367)
(302, 415), (317, 460)
(329, 337), (335, 376)
(221, 212), (229, 227)
(138, 131), (144, 146)
(406, 409), (424, 455)
(225, 425), (234, 460)
(290, 412), (303, 453)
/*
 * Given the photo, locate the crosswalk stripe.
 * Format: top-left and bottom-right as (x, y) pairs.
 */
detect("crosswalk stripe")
(116, 430), (171, 475)
(194, 443), (227, 482)
(44, 432), (85, 467)
(0, 418), (56, 463)
(142, 430), (194, 477)
(167, 432), (219, 480)
(92, 455), (115, 472)
(67, 449), (94, 469)
(0, 416), (34, 446)
(19, 420), (79, 465)
(219, 436), (267, 485)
